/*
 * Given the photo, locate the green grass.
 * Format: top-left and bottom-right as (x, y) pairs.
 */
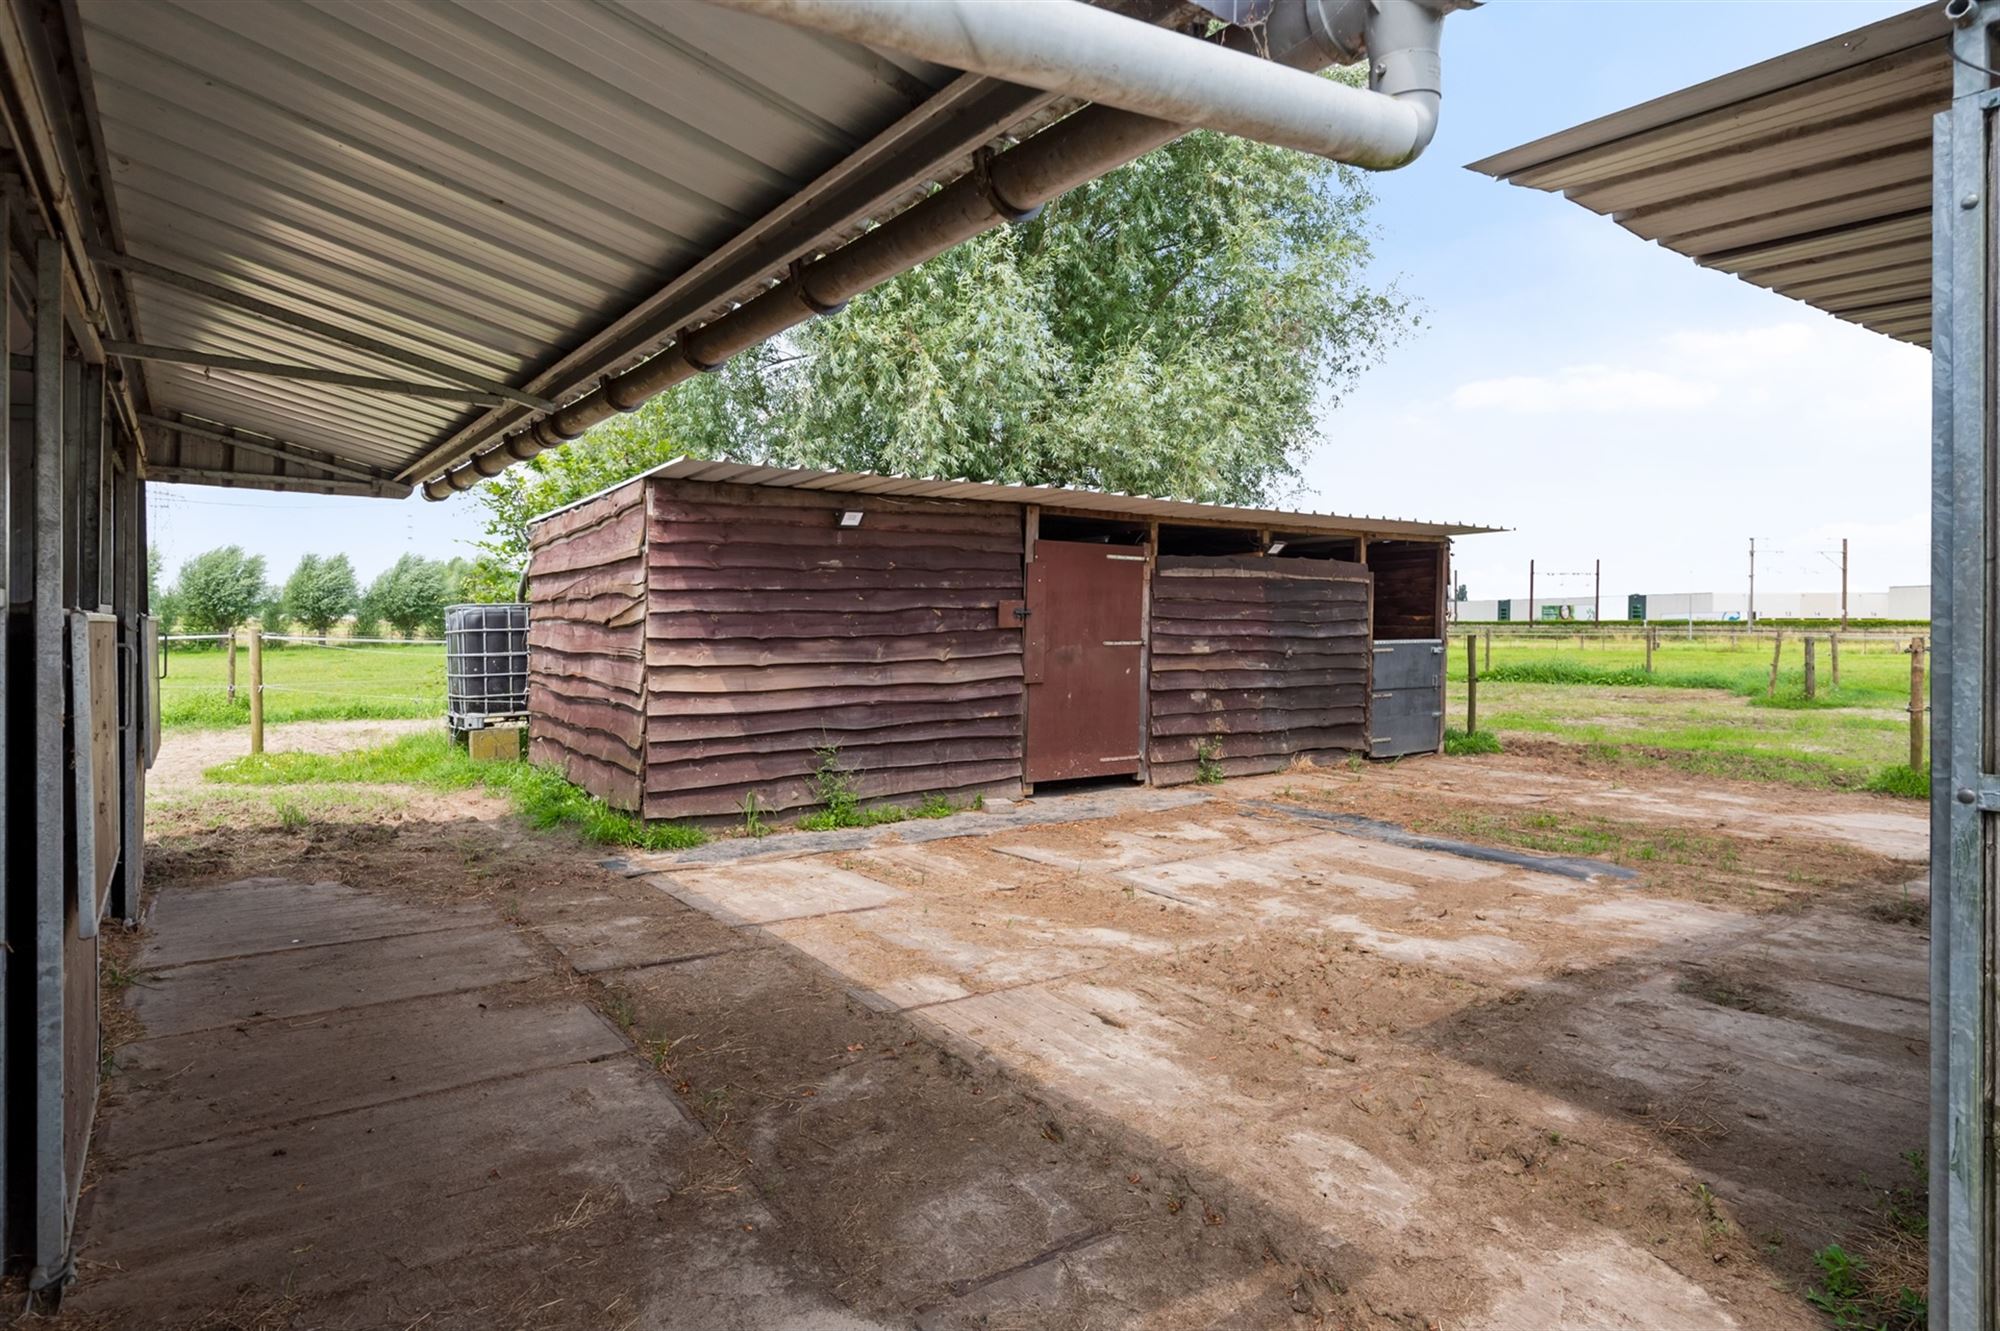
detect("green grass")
(1427, 808), (1742, 869)
(1866, 764), (1931, 800)
(206, 733), (705, 851)
(1445, 629), (1930, 797)
(1443, 726), (1501, 756)
(162, 641), (443, 730)
(1455, 630), (1919, 711)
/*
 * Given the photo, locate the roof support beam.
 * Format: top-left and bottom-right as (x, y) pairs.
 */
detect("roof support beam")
(101, 341), (509, 406)
(395, 69), (1068, 484)
(143, 464), (410, 500)
(84, 245), (556, 412)
(136, 412), (395, 489)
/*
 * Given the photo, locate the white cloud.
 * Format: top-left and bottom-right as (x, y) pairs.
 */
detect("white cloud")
(1449, 364), (1716, 413)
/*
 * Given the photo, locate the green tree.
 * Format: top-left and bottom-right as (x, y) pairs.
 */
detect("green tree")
(366, 554), (449, 638)
(175, 546), (266, 636)
(283, 553), (359, 641)
(252, 582), (289, 635)
(475, 122), (1407, 566)
(147, 545), (184, 631)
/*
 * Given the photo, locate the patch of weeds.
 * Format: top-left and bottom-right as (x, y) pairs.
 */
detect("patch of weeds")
(914, 792), (975, 819)
(795, 744), (981, 831)
(741, 791), (769, 839)
(272, 797), (308, 830)
(600, 985), (637, 1030)
(1430, 807), (1738, 870)
(809, 743), (860, 823)
(1443, 726), (1501, 756)
(1808, 1244), (1926, 1330)
(1691, 1182), (1732, 1251)
(207, 732), (705, 851)
(1868, 885), (1928, 928)
(103, 959), (152, 993)
(1196, 736), (1224, 785)
(1808, 1151), (1929, 1330)
(1865, 764), (1929, 800)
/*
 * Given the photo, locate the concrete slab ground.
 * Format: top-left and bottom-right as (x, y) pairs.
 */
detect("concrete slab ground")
(70, 875), (884, 1331)
(71, 746), (1932, 1330)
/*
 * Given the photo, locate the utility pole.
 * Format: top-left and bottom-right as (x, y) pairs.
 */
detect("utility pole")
(1840, 536), (1849, 629)
(1528, 559), (1535, 624)
(1748, 537), (1756, 625)
(1593, 558), (1601, 624)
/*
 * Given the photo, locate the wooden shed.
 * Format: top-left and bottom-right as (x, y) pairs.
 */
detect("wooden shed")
(525, 459), (1493, 821)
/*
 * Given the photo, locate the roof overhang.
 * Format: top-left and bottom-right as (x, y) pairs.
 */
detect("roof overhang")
(528, 456), (1501, 540)
(1469, 3), (1951, 348)
(40, 0), (1099, 495)
(4, 0), (1469, 504)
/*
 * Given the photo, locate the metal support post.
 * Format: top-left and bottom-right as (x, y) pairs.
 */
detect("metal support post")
(1929, 7), (1999, 1322)
(28, 233), (67, 1292)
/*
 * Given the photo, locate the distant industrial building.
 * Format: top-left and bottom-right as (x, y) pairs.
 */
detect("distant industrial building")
(1455, 586), (1929, 623)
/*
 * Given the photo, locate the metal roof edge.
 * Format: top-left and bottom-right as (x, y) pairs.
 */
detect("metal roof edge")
(526, 455), (1500, 537)
(1465, 3), (1945, 182)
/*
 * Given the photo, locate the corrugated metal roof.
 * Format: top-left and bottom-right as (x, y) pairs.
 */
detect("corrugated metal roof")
(68, 0), (1101, 490)
(1468, 4), (1949, 348)
(528, 456), (1500, 537)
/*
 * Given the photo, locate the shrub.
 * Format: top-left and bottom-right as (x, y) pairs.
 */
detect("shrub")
(1866, 764), (1929, 800)
(1444, 727), (1501, 756)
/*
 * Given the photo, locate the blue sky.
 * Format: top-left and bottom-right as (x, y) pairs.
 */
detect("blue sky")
(149, 0), (1931, 609)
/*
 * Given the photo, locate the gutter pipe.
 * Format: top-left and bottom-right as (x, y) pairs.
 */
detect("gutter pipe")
(422, 0), (1465, 500)
(709, 0), (1431, 169)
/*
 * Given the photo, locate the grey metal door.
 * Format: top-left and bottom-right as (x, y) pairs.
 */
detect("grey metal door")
(1369, 639), (1443, 758)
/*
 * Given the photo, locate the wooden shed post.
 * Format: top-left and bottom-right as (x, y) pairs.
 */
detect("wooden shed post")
(1138, 520), (1158, 783)
(1021, 504), (1038, 796)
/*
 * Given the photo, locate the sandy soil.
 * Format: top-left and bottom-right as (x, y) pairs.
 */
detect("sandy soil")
(70, 743), (1930, 1330)
(146, 716), (434, 792)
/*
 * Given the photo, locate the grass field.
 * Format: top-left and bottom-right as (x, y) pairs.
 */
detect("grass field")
(161, 640), (443, 729)
(162, 625), (1930, 799)
(1446, 628), (1928, 795)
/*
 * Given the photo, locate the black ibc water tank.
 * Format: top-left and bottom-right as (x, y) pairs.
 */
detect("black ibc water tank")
(445, 603), (528, 730)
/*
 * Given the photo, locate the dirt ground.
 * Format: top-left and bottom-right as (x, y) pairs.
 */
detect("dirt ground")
(53, 723), (1930, 1330)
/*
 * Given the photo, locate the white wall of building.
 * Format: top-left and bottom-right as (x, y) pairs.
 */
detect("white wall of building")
(1453, 586), (1931, 622)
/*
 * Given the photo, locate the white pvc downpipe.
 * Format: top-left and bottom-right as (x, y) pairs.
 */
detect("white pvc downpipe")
(711, 0), (1436, 170)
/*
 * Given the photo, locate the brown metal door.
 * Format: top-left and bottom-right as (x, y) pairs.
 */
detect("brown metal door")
(1024, 540), (1146, 784)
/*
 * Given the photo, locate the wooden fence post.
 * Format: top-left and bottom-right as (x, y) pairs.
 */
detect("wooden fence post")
(249, 628), (264, 755)
(1909, 636), (1926, 771)
(1830, 633), (1840, 691)
(1767, 629), (1783, 698)
(1466, 632), (1478, 736)
(1483, 628), (1491, 672)
(1644, 625), (1654, 674)
(226, 630), (237, 703)
(1804, 636), (1816, 700)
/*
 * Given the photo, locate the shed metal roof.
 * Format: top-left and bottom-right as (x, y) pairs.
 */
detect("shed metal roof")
(1468, 4), (1950, 348)
(59, 0), (1153, 494)
(529, 455), (1499, 538)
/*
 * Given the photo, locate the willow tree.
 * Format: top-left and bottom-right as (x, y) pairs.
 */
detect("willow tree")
(476, 124), (1410, 569)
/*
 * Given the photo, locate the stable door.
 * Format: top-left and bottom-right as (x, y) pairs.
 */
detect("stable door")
(1024, 540), (1147, 784)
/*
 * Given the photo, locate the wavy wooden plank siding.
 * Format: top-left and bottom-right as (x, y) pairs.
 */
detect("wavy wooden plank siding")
(1147, 554), (1371, 784)
(525, 482), (647, 810)
(641, 478), (1025, 820)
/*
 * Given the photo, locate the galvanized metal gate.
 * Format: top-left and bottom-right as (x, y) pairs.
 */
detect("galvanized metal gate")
(1024, 539), (1147, 784)
(1930, 7), (1998, 1324)
(1368, 639), (1444, 758)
